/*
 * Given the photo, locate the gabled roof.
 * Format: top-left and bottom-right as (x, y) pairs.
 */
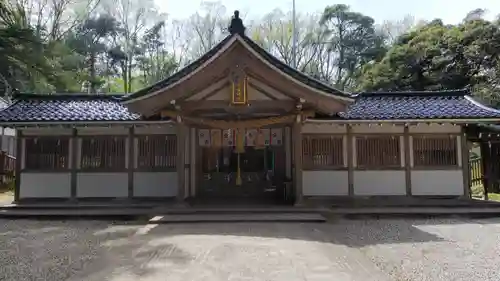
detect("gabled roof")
(340, 89), (500, 120)
(0, 93), (140, 122)
(1, 90), (500, 124)
(122, 33), (352, 103)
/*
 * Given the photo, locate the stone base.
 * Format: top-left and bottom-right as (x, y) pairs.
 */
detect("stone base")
(173, 200), (190, 208)
(294, 198), (305, 207)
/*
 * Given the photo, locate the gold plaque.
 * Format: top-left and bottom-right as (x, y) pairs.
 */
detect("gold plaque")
(231, 76), (248, 105)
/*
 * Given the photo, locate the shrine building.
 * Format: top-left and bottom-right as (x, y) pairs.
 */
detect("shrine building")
(1, 12), (500, 205)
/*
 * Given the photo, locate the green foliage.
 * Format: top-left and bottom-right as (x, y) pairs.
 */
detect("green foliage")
(2, 0), (500, 106)
(0, 2), (56, 94)
(357, 18), (500, 105)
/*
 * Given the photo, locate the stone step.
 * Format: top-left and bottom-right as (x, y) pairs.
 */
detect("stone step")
(150, 213), (327, 223)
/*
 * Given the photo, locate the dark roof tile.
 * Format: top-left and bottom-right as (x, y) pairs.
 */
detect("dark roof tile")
(1, 90), (500, 124)
(0, 94), (139, 122)
(340, 90), (500, 120)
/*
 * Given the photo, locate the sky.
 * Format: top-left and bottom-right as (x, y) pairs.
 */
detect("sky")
(155, 0), (500, 24)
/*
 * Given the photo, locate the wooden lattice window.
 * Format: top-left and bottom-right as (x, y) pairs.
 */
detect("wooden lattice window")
(137, 135), (177, 169)
(303, 135), (344, 169)
(413, 136), (457, 167)
(24, 137), (69, 170)
(356, 136), (401, 168)
(80, 137), (126, 170)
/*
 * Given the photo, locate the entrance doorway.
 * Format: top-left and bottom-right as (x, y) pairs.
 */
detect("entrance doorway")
(198, 145), (286, 202)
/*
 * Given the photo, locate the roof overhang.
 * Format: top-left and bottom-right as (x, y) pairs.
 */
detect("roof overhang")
(306, 118), (500, 124)
(122, 34), (353, 115)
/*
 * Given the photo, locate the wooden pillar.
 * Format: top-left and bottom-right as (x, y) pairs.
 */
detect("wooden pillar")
(127, 127), (135, 199)
(346, 125), (354, 196)
(480, 142), (490, 200)
(70, 128), (78, 200)
(14, 130), (22, 203)
(461, 129), (470, 198)
(176, 122), (186, 203)
(404, 126), (412, 196)
(292, 118), (303, 205)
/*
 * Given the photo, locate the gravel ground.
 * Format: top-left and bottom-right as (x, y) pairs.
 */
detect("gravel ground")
(0, 218), (499, 281)
(330, 217), (500, 281)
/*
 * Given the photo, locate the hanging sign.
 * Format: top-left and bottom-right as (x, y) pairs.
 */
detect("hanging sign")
(198, 129), (211, 146)
(246, 129), (257, 146)
(222, 129), (234, 146)
(230, 66), (248, 105)
(271, 128), (283, 146)
(211, 129), (222, 147)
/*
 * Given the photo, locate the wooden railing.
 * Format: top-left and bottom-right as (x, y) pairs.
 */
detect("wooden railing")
(0, 151), (15, 184)
(469, 157), (483, 189)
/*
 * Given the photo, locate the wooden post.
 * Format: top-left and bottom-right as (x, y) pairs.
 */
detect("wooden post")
(127, 127), (135, 199)
(70, 128), (78, 200)
(293, 117), (303, 206)
(14, 130), (22, 203)
(346, 125), (354, 196)
(480, 142), (490, 200)
(404, 126), (412, 196)
(176, 122), (186, 204)
(461, 129), (470, 198)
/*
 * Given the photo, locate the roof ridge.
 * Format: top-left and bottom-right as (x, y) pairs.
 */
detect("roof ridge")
(13, 93), (125, 100)
(356, 89), (469, 98)
(239, 35), (351, 98)
(123, 34), (236, 101)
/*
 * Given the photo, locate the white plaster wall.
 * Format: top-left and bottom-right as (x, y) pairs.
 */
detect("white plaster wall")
(353, 170), (406, 195)
(76, 173), (128, 197)
(303, 171), (348, 196)
(133, 172), (178, 197)
(20, 173), (71, 198)
(411, 170), (464, 196)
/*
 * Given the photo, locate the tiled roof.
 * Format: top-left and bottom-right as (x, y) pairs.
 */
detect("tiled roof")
(123, 33), (351, 101)
(1, 90), (500, 124)
(0, 94), (140, 122)
(339, 90), (500, 120)
(239, 36), (349, 98)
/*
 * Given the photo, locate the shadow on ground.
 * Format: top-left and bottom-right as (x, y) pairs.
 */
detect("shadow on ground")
(1, 217), (495, 280)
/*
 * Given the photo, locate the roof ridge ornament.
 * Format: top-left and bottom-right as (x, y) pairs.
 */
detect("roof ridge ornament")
(228, 10), (245, 35)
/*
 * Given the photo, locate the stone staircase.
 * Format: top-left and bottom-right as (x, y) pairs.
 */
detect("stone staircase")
(0, 202), (328, 222)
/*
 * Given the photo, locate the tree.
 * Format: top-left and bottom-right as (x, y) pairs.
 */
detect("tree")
(135, 21), (178, 86)
(319, 4), (387, 90)
(187, 1), (227, 57)
(357, 16), (500, 106)
(68, 14), (120, 92)
(0, 1), (55, 95)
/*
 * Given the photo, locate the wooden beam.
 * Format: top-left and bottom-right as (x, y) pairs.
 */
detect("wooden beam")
(243, 58), (349, 114)
(183, 78), (230, 102)
(180, 100), (297, 113)
(247, 80), (281, 100)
